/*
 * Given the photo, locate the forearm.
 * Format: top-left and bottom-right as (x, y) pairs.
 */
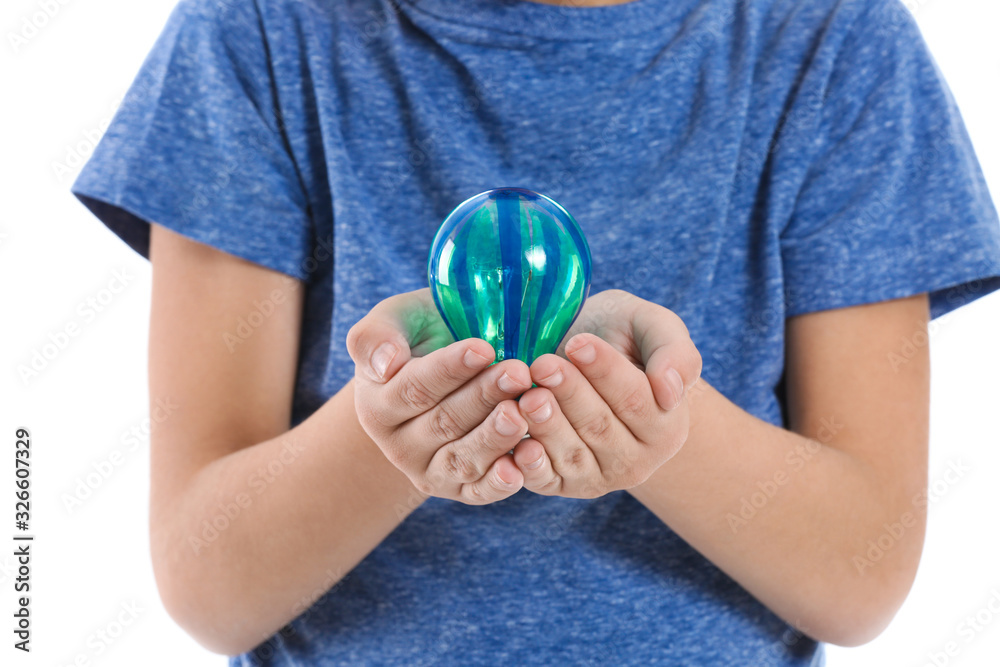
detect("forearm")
(627, 380), (926, 646)
(151, 379), (428, 655)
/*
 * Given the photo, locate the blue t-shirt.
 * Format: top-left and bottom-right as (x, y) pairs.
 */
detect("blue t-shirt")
(71, 0), (1000, 664)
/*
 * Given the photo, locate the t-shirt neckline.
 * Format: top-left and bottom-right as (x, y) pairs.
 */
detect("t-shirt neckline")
(396, 0), (688, 42)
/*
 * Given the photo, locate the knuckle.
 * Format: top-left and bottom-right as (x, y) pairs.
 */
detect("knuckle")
(417, 466), (455, 497)
(442, 447), (480, 482)
(345, 321), (363, 355)
(533, 475), (562, 495)
(617, 387), (649, 422)
(424, 469), (451, 495)
(414, 478), (435, 497)
(554, 373), (580, 403)
(578, 412), (615, 444)
(464, 481), (493, 506)
(354, 395), (383, 430)
(577, 481), (603, 500)
(667, 414), (691, 452)
(345, 321), (365, 356)
(399, 375), (436, 412)
(634, 466), (656, 487)
(474, 370), (506, 409)
(691, 348), (704, 381)
(665, 308), (689, 337)
(380, 438), (410, 469)
(586, 358), (614, 381)
(427, 404), (462, 443)
(486, 472), (516, 500)
(616, 465), (645, 490)
(437, 355), (472, 385)
(346, 320), (383, 363)
(558, 445), (590, 473)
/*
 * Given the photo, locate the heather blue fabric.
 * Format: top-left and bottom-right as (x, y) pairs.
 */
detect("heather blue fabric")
(71, 0), (1000, 663)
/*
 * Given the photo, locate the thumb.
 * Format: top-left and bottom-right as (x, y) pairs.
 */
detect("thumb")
(346, 291), (439, 383)
(632, 304), (702, 411)
(347, 316), (412, 384)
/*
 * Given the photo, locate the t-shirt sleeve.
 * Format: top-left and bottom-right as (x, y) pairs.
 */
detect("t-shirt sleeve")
(70, 0), (315, 282)
(778, 0), (1000, 320)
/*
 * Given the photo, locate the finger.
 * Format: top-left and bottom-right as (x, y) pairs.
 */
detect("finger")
(425, 400), (528, 500)
(630, 305), (702, 411)
(530, 351), (634, 451)
(511, 387), (573, 495)
(374, 338), (497, 428)
(345, 288), (452, 383)
(458, 452), (524, 506)
(514, 384), (603, 490)
(346, 309), (412, 384)
(562, 333), (665, 441)
(510, 438), (561, 496)
(399, 359), (532, 448)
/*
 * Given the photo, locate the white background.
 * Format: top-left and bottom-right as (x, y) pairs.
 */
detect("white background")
(1, 0), (998, 665)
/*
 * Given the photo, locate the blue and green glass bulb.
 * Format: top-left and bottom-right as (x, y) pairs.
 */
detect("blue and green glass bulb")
(427, 187), (592, 366)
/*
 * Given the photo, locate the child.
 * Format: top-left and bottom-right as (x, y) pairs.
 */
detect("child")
(71, 0), (1000, 664)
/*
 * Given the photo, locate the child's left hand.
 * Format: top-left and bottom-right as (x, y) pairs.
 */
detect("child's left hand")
(511, 289), (702, 498)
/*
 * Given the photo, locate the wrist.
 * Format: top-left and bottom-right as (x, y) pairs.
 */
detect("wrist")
(629, 377), (717, 503)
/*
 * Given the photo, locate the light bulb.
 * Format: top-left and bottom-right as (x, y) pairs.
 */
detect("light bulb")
(427, 187), (592, 365)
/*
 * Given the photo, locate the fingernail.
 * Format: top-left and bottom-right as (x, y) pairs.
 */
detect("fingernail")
(525, 455), (544, 470)
(666, 368), (684, 409)
(497, 372), (520, 393)
(465, 347), (493, 368)
(528, 402), (552, 423)
(370, 343), (397, 381)
(495, 409), (520, 436)
(537, 368), (563, 387)
(496, 467), (515, 488)
(569, 342), (596, 364)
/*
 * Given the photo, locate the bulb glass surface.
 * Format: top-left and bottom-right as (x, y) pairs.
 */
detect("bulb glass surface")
(427, 187), (592, 365)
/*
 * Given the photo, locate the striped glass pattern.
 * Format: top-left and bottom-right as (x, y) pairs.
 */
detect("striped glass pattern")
(428, 188), (592, 365)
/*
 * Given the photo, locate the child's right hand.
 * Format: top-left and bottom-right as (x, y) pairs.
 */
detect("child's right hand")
(346, 288), (532, 505)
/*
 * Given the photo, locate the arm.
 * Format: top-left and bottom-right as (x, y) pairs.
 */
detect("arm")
(509, 290), (928, 646)
(147, 224), (423, 655)
(627, 294), (929, 646)
(147, 226), (530, 655)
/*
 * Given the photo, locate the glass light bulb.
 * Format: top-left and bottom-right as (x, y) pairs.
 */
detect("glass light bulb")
(428, 187), (592, 365)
